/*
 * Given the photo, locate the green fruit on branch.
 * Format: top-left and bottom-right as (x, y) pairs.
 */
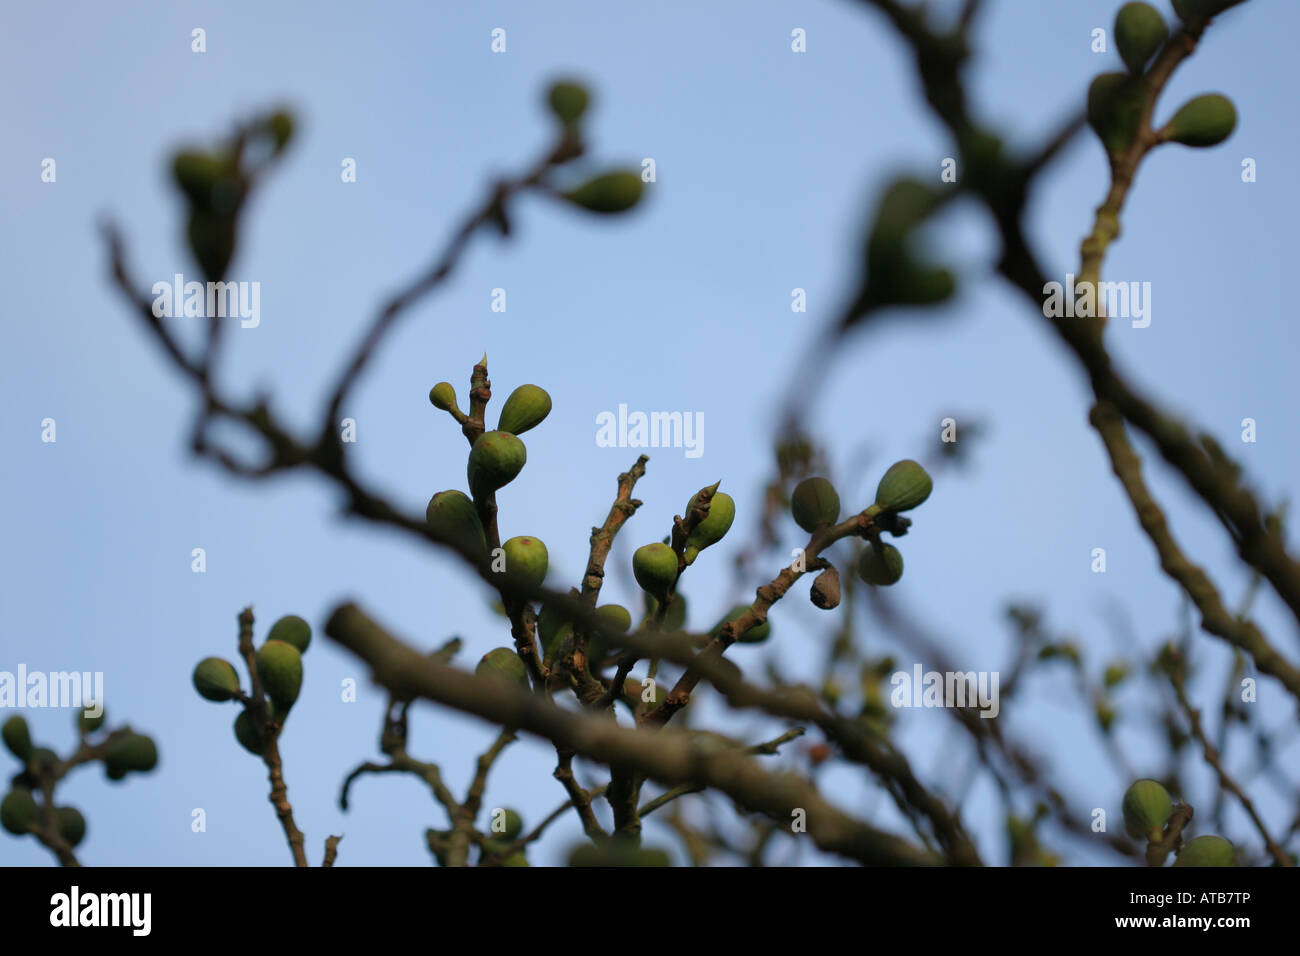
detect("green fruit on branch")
(497, 384), (552, 436)
(55, 806), (86, 847)
(1122, 779), (1173, 841)
(810, 566), (842, 610)
(493, 807), (524, 841)
(171, 150), (228, 206)
(538, 604), (573, 661)
(105, 766), (127, 782)
(568, 843), (671, 867)
(1163, 93), (1236, 147)
(1, 788), (38, 836)
(547, 80), (590, 126)
(501, 852), (530, 867)
(2, 716), (33, 762)
(426, 490), (488, 557)
(874, 459), (932, 513)
(633, 543), (678, 601)
(476, 648), (529, 687)
(233, 709), (266, 756)
(857, 543), (904, 586)
(596, 604), (632, 634)
(468, 430), (527, 498)
(791, 477), (841, 533)
(501, 535), (549, 589)
(1173, 834), (1237, 867)
(563, 171), (644, 214)
(267, 614), (312, 654)
(266, 110), (294, 152)
(105, 733), (159, 775)
(1172, 0), (1239, 25)
(683, 489), (735, 564)
(255, 640), (304, 711)
(29, 747), (59, 774)
(1115, 2), (1168, 74)
(192, 657), (242, 702)
(713, 605), (771, 644)
(78, 708), (107, 734)
(429, 382), (459, 412)
(1087, 72), (1146, 156)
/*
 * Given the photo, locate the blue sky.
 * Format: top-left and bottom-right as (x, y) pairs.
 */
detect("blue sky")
(2, 0), (1296, 866)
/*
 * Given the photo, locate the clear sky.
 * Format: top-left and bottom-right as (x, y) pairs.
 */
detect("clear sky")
(2, 0), (1296, 866)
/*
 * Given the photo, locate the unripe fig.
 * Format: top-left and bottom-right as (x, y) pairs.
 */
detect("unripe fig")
(105, 766), (127, 782)
(596, 604), (632, 634)
(266, 110), (294, 152)
(255, 640), (303, 711)
(1122, 778), (1173, 841)
(1, 788), (38, 835)
(875, 459), (932, 513)
(426, 489), (488, 557)
(429, 382), (459, 412)
(171, 150), (226, 206)
(713, 605), (771, 644)
(105, 733), (158, 775)
(78, 708), (107, 734)
(568, 843), (671, 867)
(857, 543), (904, 586)
(476, 648), (529, 687)
(683, 489), (735, 564)
(29, 747), (59, 774)
(791, 477), (840, 533)
(538, 604), (573, 661)
(55, 806), (86, 847)
(547, 80), (590, 126)
(1173, 834), (1237, 867)
(192, 656), (241, 702)
(588, 603), (633, 666)
(501, 535), (549, 589)
(1115, 2), (1167, 74)
(2, 716), (33, 762)
(563, 172), (643, 214)
(468, 430), (527, 499)
(267, 614), (312, 654)
(497, 384), (552, 436)
(502, 852), (530, 867)
(1172, 0), (1238, 24)
(1164, 93), (1236, 147)
(810, 565), (842, 610)
(1087, 72), (1146, 156)
(492, 807), (524, 841)
(233, 709), (264, 756)
(633, 543), (678, 601)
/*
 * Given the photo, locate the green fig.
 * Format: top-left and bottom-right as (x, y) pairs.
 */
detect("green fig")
(1087, 72), (1146, 157)
(233, 709), (265, 756)
(501, 535), (549, 589)
(857, 543), (904, 586)
(186, 207), (237, 282)
(1164, 93), (1236, 147)
(1115, 3), (1168, 74)
(1173, 834), (1236, 867)
(255, 640), (303, 711)
(192, 657), (242, 702)
(633, 543), (678, 601)
(547, 80), (590, 126)
(78, 708), (107, 734)
(497, 384), (552, 436)
(171, 150), (226, 206)
(266, 110), (294, 152)
(568, 843), (671, 867)
(683, 489), (735, 563)
(55, 806), (86, 847)
(791, 477), (840, 533)
(426, 489), (488, 557)
(2, 716), (33, 763)
(713, 605), (771, 644)
(1122, 779), (1173, 841)
(104, 733), (158, 775)
(501, 852), (530, 867)
(491, 807), (524, 841)
(29, 747), (59, 774)
(429, 382), (459, 412)
(1172, 0), (1238, 25)
(0, 788), (38, 836)
(538, 604), (573, 661)
(468, 431), (527, 499)
(476, 648), (529, 687)
(875, 459), (932, 513)
(596, 604), (633, 634)
(267, 614), (312, 654)
(562, 172), (643, 214)
(105, 765), (127, 782)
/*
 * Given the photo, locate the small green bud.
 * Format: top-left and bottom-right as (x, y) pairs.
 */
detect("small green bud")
(497, 384), (553, 436)
(55, 806), (86, 847)
(429, 382), (459, 412)
(192, 657), (242, 702)
(426, 489), (488, 557)
(266, 110), (294, 152)
(713, 605), (771, 644)
(492, 807), (524, 841)
(267, 614), (312, 654)
(633, 543), (678, 601)
(547, 80), (590, 126)
(857, 543), (904, 586)
(1164, 93), (1237, 147)
(1122, 779), (1173, 841)
(104, 733), (159, 776)
(476, 648), (529, 687)
(791, 477), (841, 533)
(875, 459), (932, 513)
(1115, 3), (1168, 74)
(1087, 72), (1146, 157)
(1173, 834), (1236, 867)
(255, 640), (304, 711)
(683, 489), (735, 563)
(562, 172), (644, 214)
(0, 788), (38, 835)
(78, 708), (107, 734)
(467, 431), (527, 499)
(501, 536), (549, 589)
(2, 716), (33, 763)
(1103, 662), (1130, 688)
